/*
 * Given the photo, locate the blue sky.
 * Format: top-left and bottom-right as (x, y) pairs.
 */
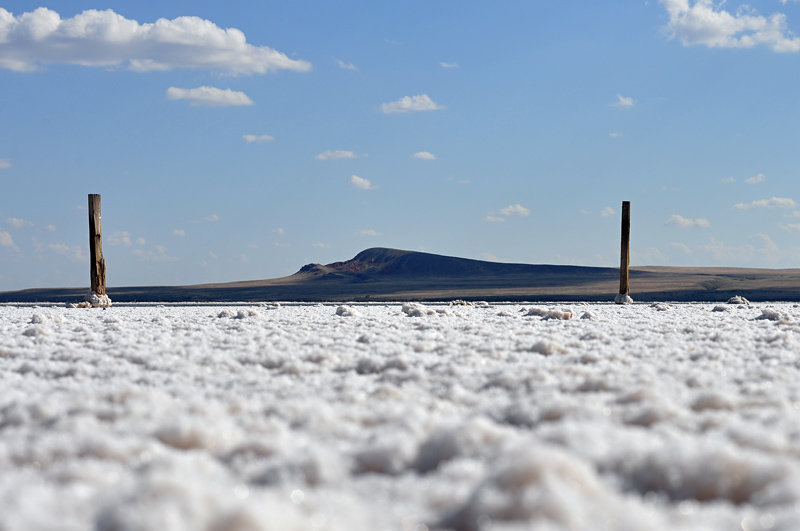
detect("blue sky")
(2, 1), (800, 290)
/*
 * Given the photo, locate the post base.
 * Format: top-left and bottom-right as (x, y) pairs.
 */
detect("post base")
(614, 293), (633, 305)
(67, 290), (112, 308)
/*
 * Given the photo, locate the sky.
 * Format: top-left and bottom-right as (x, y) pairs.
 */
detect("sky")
(2, 1), (800, 290)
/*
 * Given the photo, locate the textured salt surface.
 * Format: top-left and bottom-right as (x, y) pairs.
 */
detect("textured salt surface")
(2, 302), (800, 530)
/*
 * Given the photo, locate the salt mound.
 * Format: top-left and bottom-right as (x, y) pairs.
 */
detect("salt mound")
(615, 293), (633, 304)
(336, 305), (360, 317)
(755, 309), (788, 322)
(727, 296), (750, 305)
(440, 442), (659, 530)
(402, 303), (453, 317)
(543, 309), (572, 320)
(523, 307), (548, 317)
(67, 291), (112, 308)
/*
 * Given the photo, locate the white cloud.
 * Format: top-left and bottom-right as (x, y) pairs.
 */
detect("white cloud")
(0, 7), (311, 74)
(666, 214), (711, 228)
(611, 94), (635, 108)
(745, 173), (766, 184)
(45, 224), (56, 232)
(273, 227), (285, 235)
(660, 0), (800, 52)
(780, 223), (800, 232)
(412, 151), (436, 160)
(600, 206), (616, 217)
(381, 94), (443, 113)
(733, 197), (797, 210)
(500, 204), (531, 217)
(132, 245), (177, 262)
(48, 243), (85, 261)
(0, 231), (14, 248)
(7, 217), (31, 228)
(485, 216), (505, 223)
(136, 237), (146, 246)
(312, 242), (329, 248)
(698, 234), (781, 263)
(350, 175), (375, 190)
(670, 242), (693, 254)
(359, 229), (381, 236)
(173, 229), (185, 237)
(315, 150), (364, 160)
(787, 211), (800, 219)
(609, 132), (623, 138)
(720, 176), (736, 184)
(336, 59), (358, 71)
(243, 134), (274, 143)
(205, 214), (219, 222)
(440, 62), (459, 68)
(107, 231), (132, 247)
(0, 158), (10, 169)
(167, 86), (253, 106)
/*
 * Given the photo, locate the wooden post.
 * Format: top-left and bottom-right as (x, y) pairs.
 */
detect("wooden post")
(617, 200), (631, 303)
(88, 194), (106, 296)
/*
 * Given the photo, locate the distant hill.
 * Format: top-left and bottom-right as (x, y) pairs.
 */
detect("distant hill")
(2, 247), (800, 303)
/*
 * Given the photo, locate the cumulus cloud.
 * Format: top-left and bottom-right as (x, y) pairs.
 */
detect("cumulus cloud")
(7, 217), (31, 228)
(745, 173), (766, 184)
(720, 176), (736, 184)
(243, 134), (274, 143)
(412, 151), (436, 160)
(600, 206), (616, 217)
(0, 158), (10, 169)
(666, 214), (710, 228)
(611, 94), (635, 108)
(381, 94), (443, 113)
(359, 229), (381, 236)
(312, 242), (329, 248)
(440, 62), (459, 68)
(660, 0), (800, 52)
(167, 86), (253, 106)
(205, 214), (219, 222)
(316, 150), (364, 160)
(0, 231), (14, 248)
(48, 243), (85, 261)
(132, 245), (178, 262)
(609, 132), (623, 138)
(780, 223), (800, 232)
(107, 231), (132, 247)
(485, 216), (505, 223)
(336, 59), (357, 71)
(0, 7), (312, 74)
(173, 229), (185, 237)
(671, 242), (693, 254)
(273, 227), (285, 235)
(500, 204), (531, 217)
(696, 233), (780, 264)
(733, 197), (797, 210)
(350, 175), (375, 190)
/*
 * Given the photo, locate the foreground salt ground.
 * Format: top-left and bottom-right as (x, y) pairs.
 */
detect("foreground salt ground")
(1, 302), (800, 530)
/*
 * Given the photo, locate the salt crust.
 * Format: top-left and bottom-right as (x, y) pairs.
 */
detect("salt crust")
(2, 302), (800, 529)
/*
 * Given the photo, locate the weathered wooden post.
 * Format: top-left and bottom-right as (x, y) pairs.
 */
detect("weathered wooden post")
(84, 194), (111, 307)
(615, 200), (633, 304)
(88, 194), (106, 296)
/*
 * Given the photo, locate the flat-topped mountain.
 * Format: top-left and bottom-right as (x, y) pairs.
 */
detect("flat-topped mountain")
(296, 247), (614, 280)
(2, 247), (800, 302)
